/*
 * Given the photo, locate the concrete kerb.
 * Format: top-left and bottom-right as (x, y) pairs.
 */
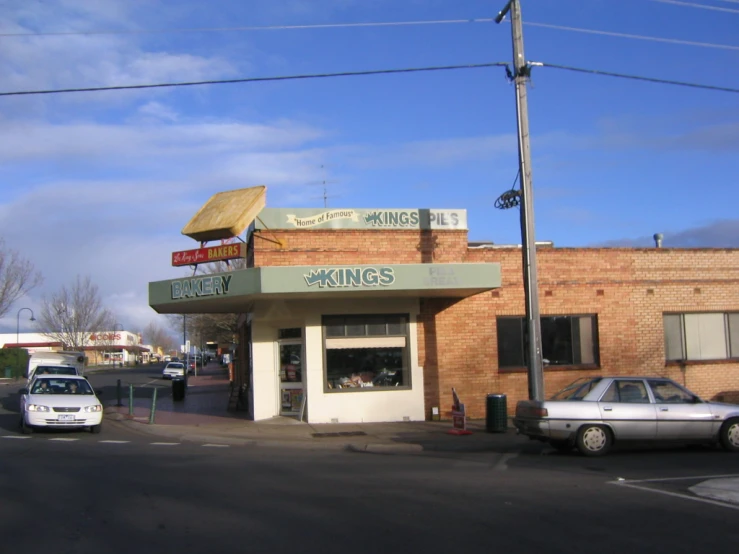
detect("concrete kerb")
(105, 410), (525, 453)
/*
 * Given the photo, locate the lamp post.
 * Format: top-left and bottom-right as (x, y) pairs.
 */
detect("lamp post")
(113, 322), (124, 367)
(16, 308), (35, 378)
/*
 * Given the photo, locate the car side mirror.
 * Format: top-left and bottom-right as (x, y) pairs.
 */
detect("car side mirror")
(19, 388), (28, 395)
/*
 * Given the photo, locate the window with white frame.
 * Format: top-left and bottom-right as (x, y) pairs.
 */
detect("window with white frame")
(497, 315), (599, 368)
(663, 313), (739, 361)
(322, 314), (410, 391)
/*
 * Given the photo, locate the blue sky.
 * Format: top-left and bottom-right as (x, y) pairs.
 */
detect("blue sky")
(1, 0), (737, 335)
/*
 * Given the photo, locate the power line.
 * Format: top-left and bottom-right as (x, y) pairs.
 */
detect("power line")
(539, 62), (739, 94)
(522, 21), (739, 52)
(0, 18), (497, 37)
(3, 17), (737, 54)
(649, 0), (739, 13)
(0, 62), (507, 97)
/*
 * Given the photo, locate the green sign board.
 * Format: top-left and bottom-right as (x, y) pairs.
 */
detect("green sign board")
(149, 263), (500, 313)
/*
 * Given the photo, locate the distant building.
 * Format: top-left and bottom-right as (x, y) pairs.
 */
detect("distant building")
(1, 330), (149, 366)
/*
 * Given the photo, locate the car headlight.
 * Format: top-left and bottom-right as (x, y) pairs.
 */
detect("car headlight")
(84, 405), (103, 413)
(27, 404), (50, 412)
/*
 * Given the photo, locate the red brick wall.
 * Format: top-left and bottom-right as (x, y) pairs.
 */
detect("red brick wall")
(253, 229), (739, 419)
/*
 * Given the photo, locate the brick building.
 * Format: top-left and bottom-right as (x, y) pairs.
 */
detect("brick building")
(149, 204), (739, 423)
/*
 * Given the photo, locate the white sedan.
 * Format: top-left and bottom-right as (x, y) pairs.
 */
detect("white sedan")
(19, 375), (103, 434)
(162, 362), (186, 379)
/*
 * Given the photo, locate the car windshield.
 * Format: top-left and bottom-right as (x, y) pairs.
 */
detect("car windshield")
(550, 377), (602, 401)
(167, 363), (184, 369)
(35, 366), (77, 376)
(31, 378), (93, 395)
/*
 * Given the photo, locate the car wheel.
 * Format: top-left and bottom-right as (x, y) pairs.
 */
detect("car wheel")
(20, 417), (34, 435)
(719, 418), (739, 452)
(90, 424), (102, 434)
(549, 440), (572, 453)
(576, 424), (612, 456)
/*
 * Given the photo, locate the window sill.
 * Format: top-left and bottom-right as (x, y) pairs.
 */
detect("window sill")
(666, 359), (739, 366)
(499, 364), (601, 374)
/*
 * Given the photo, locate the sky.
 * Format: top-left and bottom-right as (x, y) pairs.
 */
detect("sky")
(0, 0), (737, 336)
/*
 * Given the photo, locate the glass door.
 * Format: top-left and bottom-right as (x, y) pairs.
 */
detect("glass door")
(278, 339), (304, 417)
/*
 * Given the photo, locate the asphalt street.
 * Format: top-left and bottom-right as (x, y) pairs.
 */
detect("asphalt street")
(1, 367), (738, 553)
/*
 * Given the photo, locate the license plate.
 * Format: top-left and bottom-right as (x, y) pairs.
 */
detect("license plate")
(58, 414), (75, 421)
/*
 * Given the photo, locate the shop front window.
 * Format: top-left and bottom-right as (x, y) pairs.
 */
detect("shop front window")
(323, 314), (410, 391)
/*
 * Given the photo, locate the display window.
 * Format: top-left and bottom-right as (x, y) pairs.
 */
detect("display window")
(322, 314), (410, 391)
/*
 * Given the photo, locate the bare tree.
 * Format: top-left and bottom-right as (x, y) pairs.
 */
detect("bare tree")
(0, 238), (43, 318)
(143, 321), (176, 353)
(36, 275), (114, 350)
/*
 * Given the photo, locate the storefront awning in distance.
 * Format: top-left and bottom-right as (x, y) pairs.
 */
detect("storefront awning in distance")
(149, 262), (501, 314)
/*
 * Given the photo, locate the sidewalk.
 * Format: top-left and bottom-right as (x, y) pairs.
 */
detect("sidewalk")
(105, 363), (526, 453)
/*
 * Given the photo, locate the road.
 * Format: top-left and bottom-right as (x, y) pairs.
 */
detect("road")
(1, 369), (737, 553)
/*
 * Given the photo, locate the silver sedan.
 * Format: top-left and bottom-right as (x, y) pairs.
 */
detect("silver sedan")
(513, 376), (739, 456)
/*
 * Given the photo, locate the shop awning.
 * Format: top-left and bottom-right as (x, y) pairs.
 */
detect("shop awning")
(149, 262), (501, 314)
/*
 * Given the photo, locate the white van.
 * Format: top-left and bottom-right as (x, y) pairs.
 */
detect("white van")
(27, 351), (86, 381)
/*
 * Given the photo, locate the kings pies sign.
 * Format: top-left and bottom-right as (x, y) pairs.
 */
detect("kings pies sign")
(171, 243), (245, 267)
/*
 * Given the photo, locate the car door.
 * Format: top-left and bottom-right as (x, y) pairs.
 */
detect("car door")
(646, 379), (715, 440)
(598, 379), (657, 440)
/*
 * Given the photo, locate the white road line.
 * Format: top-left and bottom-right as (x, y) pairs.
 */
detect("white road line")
(98, 440), (130, 444)
(609, 473), (739, 484)
(202, 444), (230, 448)
(48, 438), (79, 442)
(150, 442), (180, 446)
(494, 453), (518, 470)
(611, 481), (739, 511)
(1, 436), (31, 439)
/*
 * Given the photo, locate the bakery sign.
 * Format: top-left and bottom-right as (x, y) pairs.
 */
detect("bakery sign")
(171, 243), (245, 267)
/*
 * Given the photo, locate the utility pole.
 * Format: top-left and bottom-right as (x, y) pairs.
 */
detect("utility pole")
(496, 0), (544, 401)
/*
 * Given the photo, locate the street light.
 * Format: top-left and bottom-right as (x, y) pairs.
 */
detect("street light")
(16, 308), (35, 378)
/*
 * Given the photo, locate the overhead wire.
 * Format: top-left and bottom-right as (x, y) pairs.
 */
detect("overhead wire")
(0, 60), (736, 98)
(1, 17), (737, 53)
(0, 62), (508, 97)
(538, 62), (739, 94)
(648, 0), (739, 13)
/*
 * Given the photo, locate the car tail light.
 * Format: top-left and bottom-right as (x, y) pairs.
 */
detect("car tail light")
(530, 407), (548, 417)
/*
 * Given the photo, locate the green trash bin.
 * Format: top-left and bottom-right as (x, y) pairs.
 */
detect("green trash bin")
(4, 367), (13, 378)
(486, 394), (508, 433)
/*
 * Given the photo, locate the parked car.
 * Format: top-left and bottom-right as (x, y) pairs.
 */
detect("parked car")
(513, 376), (739, 456)
(162, 362), (186, 380)
(19, 375), (103, 434)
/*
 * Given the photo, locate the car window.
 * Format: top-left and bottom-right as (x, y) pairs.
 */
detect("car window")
(647, 380), (696, 404)
(35, 366), (77, 375)
(31, 378), (93, 395)
(600, 380), (650, 403)
(550, 378), (602, 400)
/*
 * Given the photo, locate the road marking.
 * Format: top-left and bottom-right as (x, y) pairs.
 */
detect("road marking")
(48, 438), (79, 442)
(98, 440), (130, 444)
(611, 473), (739, 484)
(611, 481), (739, 511)
(494, 453), (518, 470)
(150, 442), (180, 446)
(202, 444), (230, 448)
(1, 436), (31, 439)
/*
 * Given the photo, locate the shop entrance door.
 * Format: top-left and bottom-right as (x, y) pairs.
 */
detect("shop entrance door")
(278, 339), (304, 417)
